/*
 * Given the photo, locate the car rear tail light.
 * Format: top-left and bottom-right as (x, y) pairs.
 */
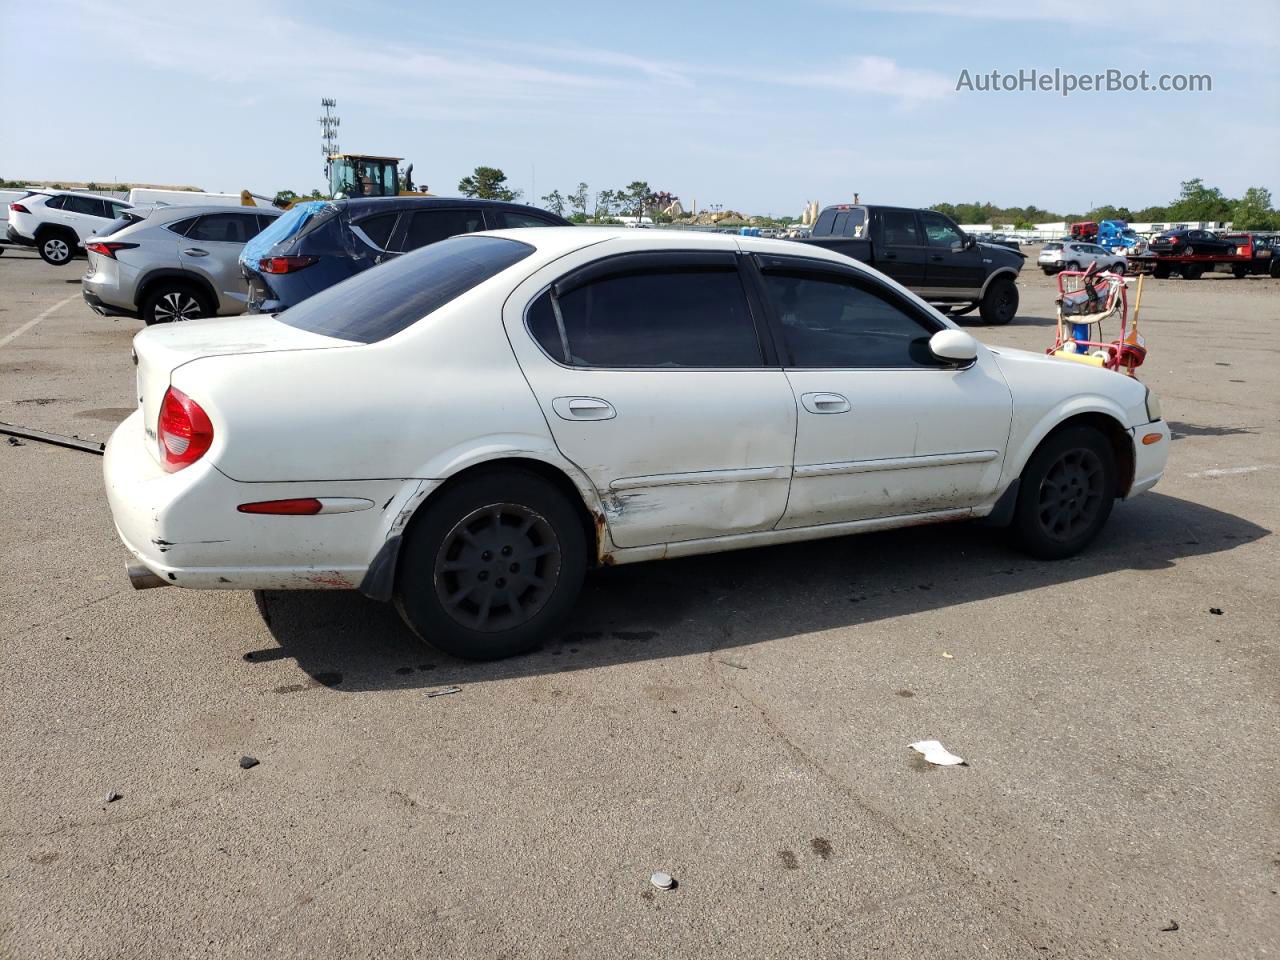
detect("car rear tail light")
(237, 498), (323, 515)
(158, 386), (214, 472)
(84, 241), (138, 259)
(257, 255), (318, 274)
(9, 202), (29, 214)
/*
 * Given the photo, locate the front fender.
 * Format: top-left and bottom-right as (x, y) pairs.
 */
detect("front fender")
(1001, 394), (1132, 487)
(979, 266), (1021, 298)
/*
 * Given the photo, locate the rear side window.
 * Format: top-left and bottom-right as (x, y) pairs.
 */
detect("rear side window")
(352, 213), (398, 250)
(43, 195), (66, 210)
(492, 210), (560, 229)
(760, 269), (941, 368)
(880, 210), (921, 245)
(166, 217), (199, 236)
(527, 263), (762, 368)
(397, 208), (484, 251)
(186, 213), (259, 243)
(276, 235), (534, 343)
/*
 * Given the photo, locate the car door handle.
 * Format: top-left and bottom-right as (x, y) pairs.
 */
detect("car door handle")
(182, 248), (209, 257)
(552, 397), (616, 421)
(883, 252), (898, 260)
(801, 392), (850, 414)
(930, 254), (944, 261)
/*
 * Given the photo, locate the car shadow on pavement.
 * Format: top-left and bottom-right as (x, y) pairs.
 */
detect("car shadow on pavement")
(250, 492), (1267, 692)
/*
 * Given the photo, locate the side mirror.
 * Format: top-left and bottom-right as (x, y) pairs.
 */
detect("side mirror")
(929, 329), (978, 365)
(951, 239), (965, 253)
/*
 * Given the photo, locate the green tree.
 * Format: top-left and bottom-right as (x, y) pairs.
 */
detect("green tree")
(540, 189), (566, 217)
(569, 182), (590, 218)
(594, 189), (621, 219)
(624, 180), (651, 218)
(274, 189), (299, 207)
(458, 166), (519, 201)
(1168, 178), (1232, 222)
(1232, 186), (1277, 230)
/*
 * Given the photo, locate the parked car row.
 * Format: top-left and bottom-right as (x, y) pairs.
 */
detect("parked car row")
(77, 196), (568, 324)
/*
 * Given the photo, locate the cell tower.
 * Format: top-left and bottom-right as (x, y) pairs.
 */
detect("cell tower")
(319, 98), (340, 178)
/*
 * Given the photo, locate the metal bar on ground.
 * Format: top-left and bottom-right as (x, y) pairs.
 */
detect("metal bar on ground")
(0, 422), (105, 455)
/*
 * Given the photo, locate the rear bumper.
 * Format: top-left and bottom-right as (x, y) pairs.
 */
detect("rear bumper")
(1126, 420), (1169, 498)
(83, 288), (139, 319)
(6, 224), (34, 246)
(104, 410), (408, 590)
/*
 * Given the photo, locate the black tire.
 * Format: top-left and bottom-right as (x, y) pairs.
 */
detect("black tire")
(1110, 260), (1126, 274)
(1012, 426), (1117, 560)
(394, 470), (588, 660)
(1181, 264), (1203, 280)
(1154, 264), (1171, 279)
(141, 282), (212, 325)
(978, 276), (1018, 325)
(1041, 267), (1056, 276)
(36, 229), (75, 265)
(1232, 265), (1248, 279)
(1067, 260), (1082, 271)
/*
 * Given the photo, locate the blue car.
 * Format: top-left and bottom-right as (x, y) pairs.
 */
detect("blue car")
(239, 197), (570, 313)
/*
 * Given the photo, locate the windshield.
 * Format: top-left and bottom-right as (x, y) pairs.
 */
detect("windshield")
(275, 235), (534, 343)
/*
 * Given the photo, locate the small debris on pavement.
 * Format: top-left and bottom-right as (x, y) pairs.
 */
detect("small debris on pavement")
(426, 685), (462, 698)
(7, 436), (24, 446)
(1209, 608), (1223, 616)
(910, 740), (967, 766)
(650, 871), (676, 890)
(1161, 920), (1180, 932)
(239, 756), (260, 770)
(103, 790), (121, 804)
(941, 651), (954, 659)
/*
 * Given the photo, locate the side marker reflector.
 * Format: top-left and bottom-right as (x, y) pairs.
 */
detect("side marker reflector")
(1142, 433), (1163, 445)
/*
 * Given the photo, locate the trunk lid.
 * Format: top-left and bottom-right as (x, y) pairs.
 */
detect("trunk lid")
(133, 315), (347, 464)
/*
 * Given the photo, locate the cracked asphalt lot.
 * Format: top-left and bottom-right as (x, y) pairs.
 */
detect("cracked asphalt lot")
(2, 248), (1277, 958)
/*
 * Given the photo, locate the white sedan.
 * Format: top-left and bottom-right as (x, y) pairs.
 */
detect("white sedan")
(104, 228), (1169, 660)
(1039, 241), (1128, 275)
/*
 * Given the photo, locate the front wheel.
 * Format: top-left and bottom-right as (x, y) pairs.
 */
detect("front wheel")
(395, 470), (588, 660)
(978, 276), (1018, 325)
(1110, 260), (1126, 274)
(37, 231), (75, 265)
(1012, 426), (1116, 560)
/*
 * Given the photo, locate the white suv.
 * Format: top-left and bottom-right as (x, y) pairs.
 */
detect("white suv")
(1038, 241), (1127, 276)
(6, 190), (132, 265)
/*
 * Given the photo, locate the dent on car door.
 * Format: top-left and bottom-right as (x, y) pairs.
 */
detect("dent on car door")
(751, 255), (1013, 527)
(504, 251), (796, 549)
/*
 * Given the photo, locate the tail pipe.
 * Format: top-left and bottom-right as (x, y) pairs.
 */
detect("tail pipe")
(126, 562), (169, 590)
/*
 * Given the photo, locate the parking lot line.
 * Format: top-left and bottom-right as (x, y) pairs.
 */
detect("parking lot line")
(0, 293), (79, 349)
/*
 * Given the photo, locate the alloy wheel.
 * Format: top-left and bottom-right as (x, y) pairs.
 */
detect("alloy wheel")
(1036, 448), (1105, 542)
(433, 502), (562, 632)
(153, 291), (203, 322)
(43, 238), (70, 263)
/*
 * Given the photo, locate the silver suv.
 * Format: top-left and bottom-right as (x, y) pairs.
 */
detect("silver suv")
(82, 205), (282, 324)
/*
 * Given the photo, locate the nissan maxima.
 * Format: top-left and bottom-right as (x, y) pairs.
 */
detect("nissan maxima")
(104, 229), (1169, 659)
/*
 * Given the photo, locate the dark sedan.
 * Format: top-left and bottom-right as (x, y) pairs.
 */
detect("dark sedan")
(1149, 228), (1235, 257)
(240, 197), (570, 313)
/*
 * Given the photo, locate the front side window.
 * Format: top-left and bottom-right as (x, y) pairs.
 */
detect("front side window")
(760, 269), (942, 368)
(920, 211), (964, 248)
(880, 210), (920, 245)
(398, 208), (484, 251)
(186, 213), (259, 243)
(527, 262), (762, 368)
(277, 235), (533, 343)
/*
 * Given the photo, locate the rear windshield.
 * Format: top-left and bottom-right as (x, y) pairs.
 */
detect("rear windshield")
(275, 235), (534, 343)
(1042, 242), (1062, 251)
(811, 207), (865, 238)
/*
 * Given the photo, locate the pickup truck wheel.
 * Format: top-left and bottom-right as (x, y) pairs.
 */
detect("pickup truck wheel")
(37, 230), (75, 265)
(1013, 426), (1116, 560)
(978, 276), (1018, 325)
(394, 470), (587, 661)
(142, 283), (211, 325)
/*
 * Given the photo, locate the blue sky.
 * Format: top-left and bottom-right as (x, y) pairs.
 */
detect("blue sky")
(2, 0), (1276, 216)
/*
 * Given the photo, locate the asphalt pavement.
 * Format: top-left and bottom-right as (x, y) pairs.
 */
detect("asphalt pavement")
(2, 246), (1277, 959)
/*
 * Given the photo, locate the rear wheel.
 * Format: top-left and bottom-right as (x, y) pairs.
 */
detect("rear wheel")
(37, 230), (75, 265)
(142, 283), (211, 325)
(1232, 265), (1248, 279)
(394, 470), (588, 660)
(1067, 260), (1082, 271)
(978, 276), (1018, 325)
(1154, 264), (1171, 279)
(1012, 426), (1116, 560)
(1181, 264), (1203, 280)
(1110, 260), (1126, 274)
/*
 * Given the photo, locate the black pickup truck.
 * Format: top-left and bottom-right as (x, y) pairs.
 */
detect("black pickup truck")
(795, 204), (1025, 324)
